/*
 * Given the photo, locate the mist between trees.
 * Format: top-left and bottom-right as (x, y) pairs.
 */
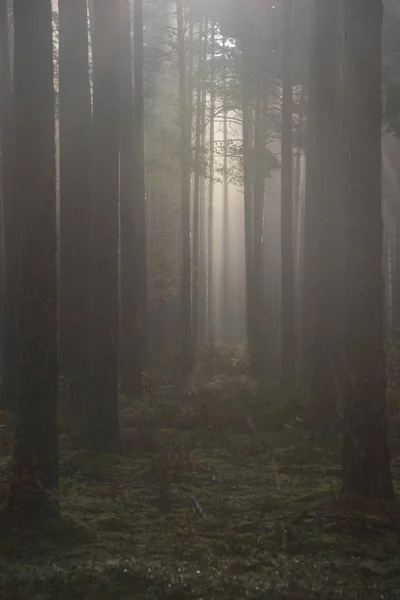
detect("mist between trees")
(1, 1), (400, 598)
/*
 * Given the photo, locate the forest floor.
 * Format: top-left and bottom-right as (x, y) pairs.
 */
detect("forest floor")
(1, 359), (400, 599)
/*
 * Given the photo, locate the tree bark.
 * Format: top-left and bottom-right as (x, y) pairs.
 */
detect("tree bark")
(305, 0), (343, 440)
(86, 0), (121, 453)
(192, 21), (205, 348)
(176, 0), (193, 375)
(341, 0), (393, 498)
(240, 37), (255, 365)
(207, 23), (216, 342)
(252, 37), (266, 376)
(58, 0), (91, 419)
(198, 76), (207, 348)
(280, 0), (295, 384)
(222, 38), (230, 342)
(8, 0), (59, 521)
(0, 0), (17, 412)
(120, 0), (148, 398)
(132, 0), (149, 391)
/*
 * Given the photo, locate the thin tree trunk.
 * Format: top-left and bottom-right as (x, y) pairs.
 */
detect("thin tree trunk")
(222, 38), (230, 342)
(187, 13), (194, 139)
(280, 0), (295, 384)
(207, 22), (215, 342)
(252, 38), (266, 375)
(0, 0), (15, 411)
(240, 38), (254, 363)
(192, 21), (205, 347)
(198, 79), (207, 348)
(120, 0), (148, 398)
(392, 219), (400, 335)
(58, 0), (91, 419)
(341, 0), (393, 498)
(132, 0), (149, 391)
(305, 0), (343, 439)
(176, 0), (193, 375)
(8, 0), (59, 521)
(86, 0), (121, 453)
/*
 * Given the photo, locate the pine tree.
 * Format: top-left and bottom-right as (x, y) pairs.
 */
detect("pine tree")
(8, 0), (59, 521)
(1, 0), (17, 412)
(86, 0), (121, 453)
(58, 0), (91, 418)
(341, 0), (393, 498)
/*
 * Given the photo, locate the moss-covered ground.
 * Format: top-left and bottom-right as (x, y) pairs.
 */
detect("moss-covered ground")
(1, 368), (400, 599)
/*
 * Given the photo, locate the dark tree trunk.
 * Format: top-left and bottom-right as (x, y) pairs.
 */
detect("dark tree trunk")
(207, 23), (215, 342)
(222, 38), (230, 342)
(58, 0), (91, 419)
(86, 0), (121, 453)
(280, 0), (295, 384)
(240, 38), (255, 365)
(305, 0), (343, 440)
(341, 0), (393, 498)
(252, 39), (266, 376)
(176, 0), (193, 375)
(0, 0), (17, 412)
(132, 0), (149, 387)
(119, 0), (148, 398)
(8, 0), (59, 521)
(192, 21), (205, 347)
(198, 81), (207, 348)
(393, 223), (400, 336)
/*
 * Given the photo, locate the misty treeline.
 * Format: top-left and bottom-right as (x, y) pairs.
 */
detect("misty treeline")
(1, 0), (400, 523)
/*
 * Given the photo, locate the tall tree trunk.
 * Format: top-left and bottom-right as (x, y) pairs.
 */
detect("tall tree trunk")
(198, 78), (207, 348)
(58, 0), (91, 419)
(192, 21), (205, 347)
(341, 0), (393, 498)
(8, 0), (59, 521)
(86, 0), (121, 453)
(132, 0), (149, 390)
(280, 0), (295, 384)
(176, 0), (193, 374)
(240, 37), (255, 365)
(252, 39), (266, 376)
(392, 215), (400, 336)
(120, 0), (148, 398)
(187, 13), (194, 138)
(305, 0), (343, 439)
(222, 38), (230, 342)
(207, 23), (215, 342)
(0, 0), (15, 411)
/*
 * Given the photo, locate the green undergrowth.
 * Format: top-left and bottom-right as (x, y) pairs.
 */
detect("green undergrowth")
(1, 376), (400, 599)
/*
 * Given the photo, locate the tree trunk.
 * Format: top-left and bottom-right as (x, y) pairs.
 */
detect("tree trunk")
(222, 38), (230, 343)
(120, 0), (148, 398)
(8, 0), (59, 521)
(280, 0), (295, 384)
(240, 38), (255, 365)
(192, 21), (205, 348)
(0, 0), (17, 412)
(86, 0), (121, 453)
(198, 78), (207, 348)
(341, 0), (393, 498)
(58, 0), (91, 419)
(392, 218), (400, 336)
(305, 0), (343, 440)
(132, 0), (149, 390)
(252, 38), (266, 376)
(207, 22), (215, 342)
(176, 0), (193, 375)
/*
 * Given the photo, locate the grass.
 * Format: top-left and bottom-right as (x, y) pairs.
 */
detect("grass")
(1, 373), (400, 599)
